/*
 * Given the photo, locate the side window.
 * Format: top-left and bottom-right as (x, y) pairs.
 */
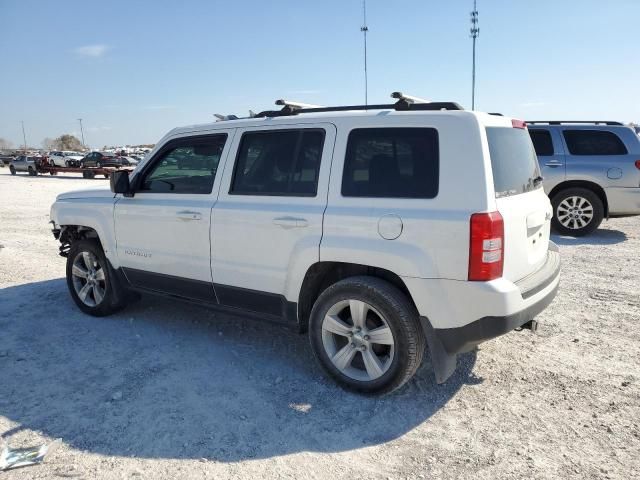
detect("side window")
(342, 128), (439, 198)
(528, 129), (554, 156)
(230, 129), (325, 196)
(139, 134), (227, 194)
(563, 130), (627, 155)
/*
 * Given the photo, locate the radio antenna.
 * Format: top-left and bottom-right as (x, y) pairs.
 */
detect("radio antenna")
(470, 0), (480, 110)
(360, 0), (369, 106)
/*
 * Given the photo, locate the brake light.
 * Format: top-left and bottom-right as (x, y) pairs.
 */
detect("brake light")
(512, 119), (527, 129)
(469, 211), (504, 281)
(635, 160), (640, 170)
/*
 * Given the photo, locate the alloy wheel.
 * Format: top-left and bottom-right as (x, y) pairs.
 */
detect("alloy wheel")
(557, 196), (594, 230)
(71, 251), (106, 307)
(321, 299), (395, 381)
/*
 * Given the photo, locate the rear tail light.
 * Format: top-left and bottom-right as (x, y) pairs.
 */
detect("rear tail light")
(512, 119), (527, 129)
(469, 211), (504, 281)
(635, 160), (640, 170)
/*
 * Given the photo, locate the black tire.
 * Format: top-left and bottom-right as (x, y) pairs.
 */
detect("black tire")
(309, 276), (426, 395)
(66, 239), (127, 316)
(551, 187), (604, 236)
(28, 166), (37, 176)
(9, 165), (16, 175)
(64, 160), (69, 168)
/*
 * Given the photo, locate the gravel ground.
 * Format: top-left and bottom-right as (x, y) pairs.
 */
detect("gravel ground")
(0, 169), (638, 480)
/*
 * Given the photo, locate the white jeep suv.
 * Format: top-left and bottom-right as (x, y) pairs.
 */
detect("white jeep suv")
(50, 94), (560, 394)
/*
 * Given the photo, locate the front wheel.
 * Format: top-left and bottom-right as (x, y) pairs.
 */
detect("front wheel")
(66, 239), (127, 316)
(309, 276), (425, 394)
(551, 187), (604, 236)
(9, 165), (16, 175)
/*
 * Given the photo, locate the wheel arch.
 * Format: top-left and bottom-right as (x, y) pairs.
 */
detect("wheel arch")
(296, 261), (417, 332)
(548, 180), (608, 217)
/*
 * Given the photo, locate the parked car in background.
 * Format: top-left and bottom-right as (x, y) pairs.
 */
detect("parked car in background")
(79, 151), (123, 168)
(50, 95), (560, 394)
(528, 121), (640, 236)
(0, 155), (16, 166)
(49, 151), (84, 168)
(9, 155), (40, 175)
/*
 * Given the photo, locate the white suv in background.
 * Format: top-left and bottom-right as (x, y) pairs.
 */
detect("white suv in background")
(50, 94), (560, 394)
(49, 151), (84, 168)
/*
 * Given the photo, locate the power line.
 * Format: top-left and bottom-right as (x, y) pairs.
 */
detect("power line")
(360, 0), (369, 106)
(470, 0), (480, 110)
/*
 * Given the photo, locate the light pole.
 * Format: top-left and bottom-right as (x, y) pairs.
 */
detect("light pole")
(470, 0), (480, 110)
(78, 118), (86, 149)
(360, 0), (369, 106)
(21, 120), (27, 153)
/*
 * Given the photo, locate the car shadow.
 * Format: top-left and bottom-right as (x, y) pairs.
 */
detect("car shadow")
(0, 278), (478, 462)
(551, 228), (627, 246)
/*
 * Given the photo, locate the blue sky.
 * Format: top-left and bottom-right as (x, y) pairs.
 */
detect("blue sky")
(1, 0), (638, 148)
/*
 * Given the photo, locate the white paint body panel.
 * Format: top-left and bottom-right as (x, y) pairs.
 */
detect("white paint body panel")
(112, 129), (235, 282)
(211, 123), (336, 300)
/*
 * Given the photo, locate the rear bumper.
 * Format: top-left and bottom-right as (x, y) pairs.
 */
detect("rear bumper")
(433, 242), (560, 354)
(409, 242), (560, 384)
(606, 187), (640, 216)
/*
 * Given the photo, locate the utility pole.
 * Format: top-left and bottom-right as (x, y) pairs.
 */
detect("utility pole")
(360, 0), (369, 106)
(21, 120), (27, 153)
(77, 118), (86, 149)
(470, 0), (480, 110)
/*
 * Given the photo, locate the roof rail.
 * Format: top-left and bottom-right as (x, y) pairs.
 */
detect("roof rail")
(256, 92), (463, 118)
(527, 120), (624, 126)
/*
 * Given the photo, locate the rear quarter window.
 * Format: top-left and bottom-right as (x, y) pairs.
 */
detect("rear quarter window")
(486, 127), (541, 198)
(563, 130), (627, 155)
(528, 129), (554, 156)
(341, 128), (439, 198)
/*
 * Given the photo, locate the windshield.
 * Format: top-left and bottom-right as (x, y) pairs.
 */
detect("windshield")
(63, 151), (81, 156)
(486, 127), (542, 198)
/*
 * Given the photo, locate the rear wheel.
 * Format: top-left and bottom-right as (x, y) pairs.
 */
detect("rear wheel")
(9, 165), (16, 175)
(551, 187), (604, 236)
(66, 239), (127, 316)
(28, 166), (37, 176)
(309, 276), (425, 394)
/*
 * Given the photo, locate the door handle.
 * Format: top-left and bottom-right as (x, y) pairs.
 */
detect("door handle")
(273, 216), (308, 229)
(545, 161), (563, 167)
(176, 211), (202, 221)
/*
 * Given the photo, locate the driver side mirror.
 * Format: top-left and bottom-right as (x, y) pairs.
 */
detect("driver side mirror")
(110, 170), (131, 196)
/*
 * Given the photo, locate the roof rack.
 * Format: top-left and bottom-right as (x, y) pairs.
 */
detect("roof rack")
(527, 120), (624, 126)
(255, 92), (463, 118)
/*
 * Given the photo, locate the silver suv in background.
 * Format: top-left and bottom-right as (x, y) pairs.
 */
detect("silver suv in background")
(528, 121), (640, 236)
(9, 155), (40, 176)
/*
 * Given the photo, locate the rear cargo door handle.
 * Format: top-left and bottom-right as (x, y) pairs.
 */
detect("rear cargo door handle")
(273, 216), (308, 229)
(176, 211), (202, 221)
(545, 161), (563, 167)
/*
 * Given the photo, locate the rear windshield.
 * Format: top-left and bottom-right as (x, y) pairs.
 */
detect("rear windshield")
(486, 127), (542, 198)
